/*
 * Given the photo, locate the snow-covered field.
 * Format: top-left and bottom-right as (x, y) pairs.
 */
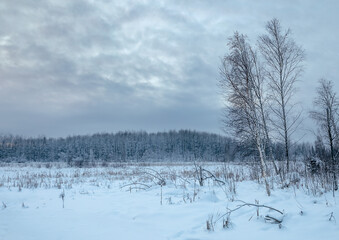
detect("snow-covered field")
(0, 162), (338, 240)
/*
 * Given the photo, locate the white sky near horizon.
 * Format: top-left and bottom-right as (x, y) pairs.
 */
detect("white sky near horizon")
(0, 0), (339, 141)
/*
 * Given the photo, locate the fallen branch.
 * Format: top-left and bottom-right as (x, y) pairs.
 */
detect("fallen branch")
(142, 168), (166, 186)
(193, 163), (226, 186)
(233, 200), (284, 215)
(264, 215), (283, 224)
(120, 182), (151, 190)
(202, 168), (226, 185)
(215, 200), (283, 224)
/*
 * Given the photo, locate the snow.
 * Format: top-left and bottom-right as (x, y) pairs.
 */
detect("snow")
(0, 163), (338, 240)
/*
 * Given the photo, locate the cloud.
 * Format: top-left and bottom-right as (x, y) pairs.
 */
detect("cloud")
(0, 0), (338, 139)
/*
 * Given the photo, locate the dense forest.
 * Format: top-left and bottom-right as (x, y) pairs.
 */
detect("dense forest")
(0, 130), (313, 164)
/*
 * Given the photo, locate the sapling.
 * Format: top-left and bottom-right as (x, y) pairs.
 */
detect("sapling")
(328, 212), (336, 223)
(206, 214), (215, 231)
(255, 199), (259, 218)
(223, 214), (231, 229)
(206, 220), (212, 231)
(22, 202), (28, 208)
(166, 197), (172, 205)
(60, 189), (65, 208)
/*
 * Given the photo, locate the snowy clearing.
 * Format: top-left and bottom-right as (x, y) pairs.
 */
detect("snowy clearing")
(0, 162), (338, 240)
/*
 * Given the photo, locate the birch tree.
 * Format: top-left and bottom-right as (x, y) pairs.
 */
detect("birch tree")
(220, 32), (271, 196)
(310, 79), (339, 193)
(258, 19), (305, 172)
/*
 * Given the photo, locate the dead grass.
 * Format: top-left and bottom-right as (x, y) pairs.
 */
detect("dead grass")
(0, 161), (336, 196)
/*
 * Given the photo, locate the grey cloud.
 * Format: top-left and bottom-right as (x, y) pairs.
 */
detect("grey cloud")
(0, 0), (339, 139)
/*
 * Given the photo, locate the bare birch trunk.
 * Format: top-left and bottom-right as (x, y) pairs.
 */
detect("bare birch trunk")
(256, 132), (271, 196)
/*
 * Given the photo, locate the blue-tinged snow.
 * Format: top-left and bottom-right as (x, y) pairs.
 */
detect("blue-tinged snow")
(0, 163), (338, 240)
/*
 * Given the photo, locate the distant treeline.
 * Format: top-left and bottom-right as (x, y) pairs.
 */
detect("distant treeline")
(0, 130), (312, 164)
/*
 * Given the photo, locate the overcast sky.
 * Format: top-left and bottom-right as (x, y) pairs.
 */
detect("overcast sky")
(0, 0), (339, 139)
